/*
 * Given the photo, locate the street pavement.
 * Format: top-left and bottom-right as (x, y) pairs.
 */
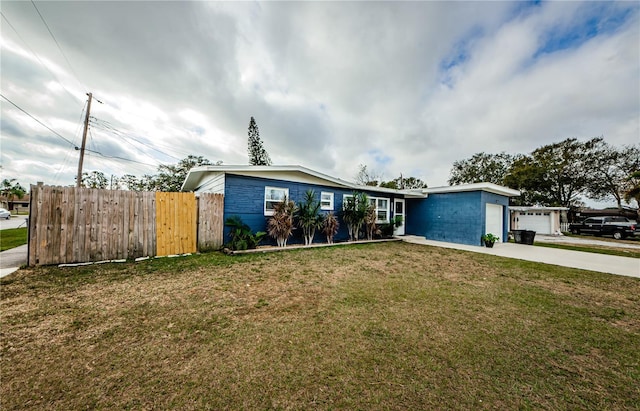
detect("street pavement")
(0, 244), (27, 278)
(0, 215), (29, 230)
(0, 215), (28, 278)
(402, 235), (640, 278)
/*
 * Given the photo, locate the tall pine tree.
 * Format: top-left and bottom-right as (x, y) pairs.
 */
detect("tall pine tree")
(247, 116), (272, 166)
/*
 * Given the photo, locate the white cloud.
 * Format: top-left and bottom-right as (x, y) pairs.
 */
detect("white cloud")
(0, 1), (637, 204)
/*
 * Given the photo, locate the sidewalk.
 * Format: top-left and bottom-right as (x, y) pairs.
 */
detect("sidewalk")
(0, 244), (28, 278)
(402, 236), (640, 279)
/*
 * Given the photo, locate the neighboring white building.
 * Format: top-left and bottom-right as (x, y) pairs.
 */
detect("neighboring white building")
(510, 206), (568, 235)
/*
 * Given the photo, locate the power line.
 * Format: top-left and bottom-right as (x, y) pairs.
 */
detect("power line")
(80, 148), (159, 168)
(0, 11), (81, 103)
(90, 123), (174, 165)
(97, 102), (222, 156)
(89, 117), (202, 159)
(0, 93), (75, 146)
(30, 0), (86, 92)
(1, 94), (158, 181)
(90, 117), (181, 161)
(53, 103), (86, 184)
(88, 128), (98, 156)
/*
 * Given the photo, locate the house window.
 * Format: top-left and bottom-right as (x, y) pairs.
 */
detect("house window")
(321, 192), (334, 210)
(264, 186), (289, 216)
(368, 197), (390, 223)
(342, 194), (389, 223)
(375, 198), (389, 223)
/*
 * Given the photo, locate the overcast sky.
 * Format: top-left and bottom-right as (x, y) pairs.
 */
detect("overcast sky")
(1, 1), (638, 196)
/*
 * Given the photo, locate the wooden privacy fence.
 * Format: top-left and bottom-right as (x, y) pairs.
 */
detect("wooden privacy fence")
(197, 192), (225, 252)
(28, 185), (224, 266)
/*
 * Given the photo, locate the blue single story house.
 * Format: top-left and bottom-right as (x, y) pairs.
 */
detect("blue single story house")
(181, 165), (520, 246)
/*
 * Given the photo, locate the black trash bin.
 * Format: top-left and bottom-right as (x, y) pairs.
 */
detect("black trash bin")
(512, 230), (524, 244)
(522, 230), (536, 245)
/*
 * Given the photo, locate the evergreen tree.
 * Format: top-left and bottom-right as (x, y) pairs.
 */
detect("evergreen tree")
(247, 117), (272, 166)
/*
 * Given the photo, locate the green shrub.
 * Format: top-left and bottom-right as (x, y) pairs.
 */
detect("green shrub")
(224, 216), (266, 250)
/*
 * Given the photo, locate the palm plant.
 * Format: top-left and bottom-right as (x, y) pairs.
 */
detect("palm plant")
(297, 190), (324, 246)
(354, 192), (370, 240)
(341, 192), (369, 241)
(322, 211), (339, 244)
(342, 194), (356, 241)
(364, 201), (378, 240)
(267, 196), (296, 247)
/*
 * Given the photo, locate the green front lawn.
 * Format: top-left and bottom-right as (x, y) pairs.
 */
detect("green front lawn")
(1, 242), (638, 409)
(0, 227), (27, 251)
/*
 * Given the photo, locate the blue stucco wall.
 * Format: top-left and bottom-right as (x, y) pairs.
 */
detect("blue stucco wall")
(405, 191), (510, 246)
(222, 174), (400, 245)
(219, 174), (512, 247)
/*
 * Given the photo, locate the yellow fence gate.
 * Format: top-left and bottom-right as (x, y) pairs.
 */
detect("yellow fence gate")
(155, 192), (197, 256)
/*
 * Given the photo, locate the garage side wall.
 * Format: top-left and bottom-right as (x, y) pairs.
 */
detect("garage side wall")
(406, 190), (511, 246)
(406, 191), (483, 246)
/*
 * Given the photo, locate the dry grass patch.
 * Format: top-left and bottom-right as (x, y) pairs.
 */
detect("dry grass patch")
(1, 242), (639, 410)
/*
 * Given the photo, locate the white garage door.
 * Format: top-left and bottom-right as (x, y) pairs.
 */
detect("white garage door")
(517, 212), (552, 234)
(485, 204), (504, 243)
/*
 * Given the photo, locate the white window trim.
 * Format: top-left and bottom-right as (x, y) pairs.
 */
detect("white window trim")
(372, 196), (390, 224)
(264, 186), (289, 216)
(321, 192), (334, 211)
(342, 194), (353, 210)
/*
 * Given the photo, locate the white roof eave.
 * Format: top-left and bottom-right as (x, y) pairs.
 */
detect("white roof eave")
(424, 182), (520, 197)
(182, 165), (427, 197)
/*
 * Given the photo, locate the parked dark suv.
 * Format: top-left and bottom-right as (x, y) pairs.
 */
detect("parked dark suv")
(569, 216), (639, 240)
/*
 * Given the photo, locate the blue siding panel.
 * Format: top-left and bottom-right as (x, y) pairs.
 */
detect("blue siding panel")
(405, 198), (429, 237)
(223, 174), (400, 245)
(429, 192), (483, 246)
(220, 173), (513, 247)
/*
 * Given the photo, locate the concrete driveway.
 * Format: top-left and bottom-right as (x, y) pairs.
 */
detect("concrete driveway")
(535, 234), (640, 249)
(402, 236), (640, 279)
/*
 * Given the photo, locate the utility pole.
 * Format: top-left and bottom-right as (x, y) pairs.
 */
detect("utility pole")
(76, 92), (93, 187)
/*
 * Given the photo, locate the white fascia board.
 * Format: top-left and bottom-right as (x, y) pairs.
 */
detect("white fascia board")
(182, 165), (427, 197)
(425, 182), (521, 197)
(184, 165), (351, 189)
